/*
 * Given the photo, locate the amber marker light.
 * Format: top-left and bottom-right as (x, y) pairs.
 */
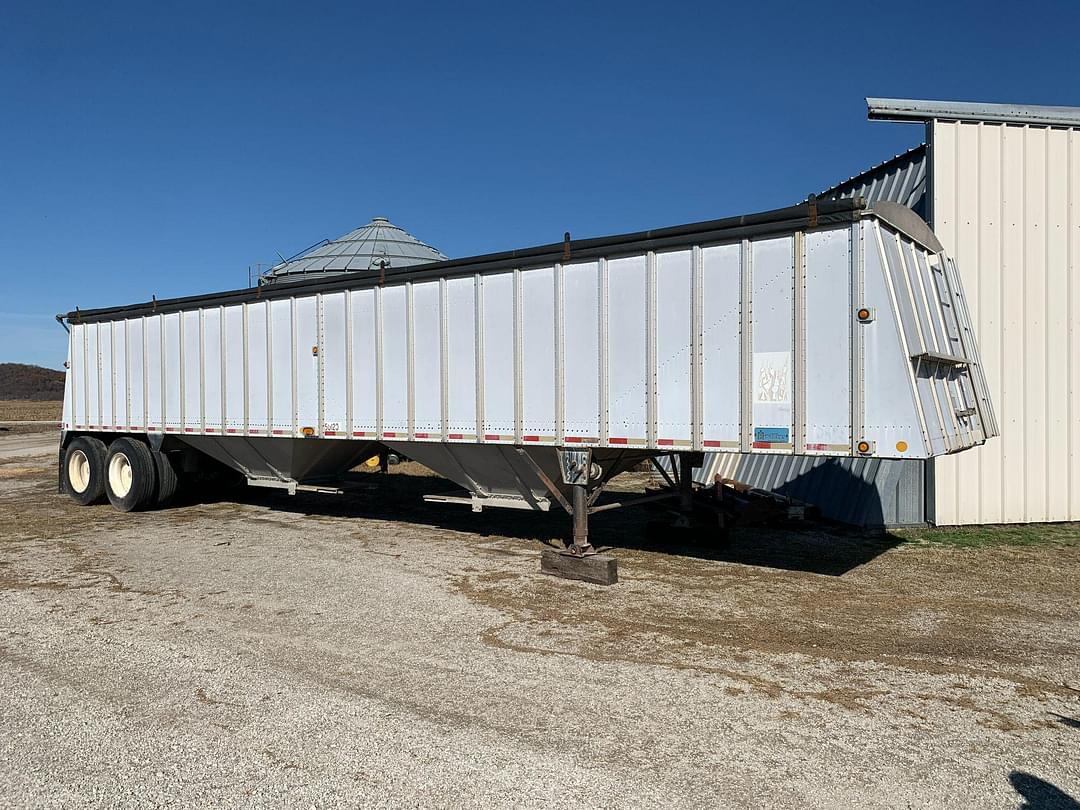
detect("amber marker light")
(301, 426), (316, 437)
(857, 440), (872, 454)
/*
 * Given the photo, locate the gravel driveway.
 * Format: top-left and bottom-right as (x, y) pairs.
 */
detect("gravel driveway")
(1, 432), (1077, 808)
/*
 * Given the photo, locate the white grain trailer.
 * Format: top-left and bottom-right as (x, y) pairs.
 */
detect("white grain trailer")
(59, 199), (996, 582)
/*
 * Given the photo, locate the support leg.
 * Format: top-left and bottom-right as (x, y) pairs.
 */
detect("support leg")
(541, 448), (617, 584)
(571, 483), (595, 556)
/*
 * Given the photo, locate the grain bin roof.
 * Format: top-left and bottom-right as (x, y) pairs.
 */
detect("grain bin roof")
(262, 216), (447, 284)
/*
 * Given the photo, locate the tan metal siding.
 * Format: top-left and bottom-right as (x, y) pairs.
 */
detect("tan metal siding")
(931, 120), (1080, 524)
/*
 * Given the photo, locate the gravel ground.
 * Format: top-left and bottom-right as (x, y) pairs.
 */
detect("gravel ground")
(1, 433), (1077, 808)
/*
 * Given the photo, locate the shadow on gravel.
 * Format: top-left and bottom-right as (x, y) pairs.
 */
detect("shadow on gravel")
(1051, 713), (1080, 729)
(1009, 771), (1080, 810)
(178, 471), (900, 576)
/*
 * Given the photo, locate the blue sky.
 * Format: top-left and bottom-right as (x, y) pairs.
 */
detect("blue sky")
(3, 1), (1078, 369)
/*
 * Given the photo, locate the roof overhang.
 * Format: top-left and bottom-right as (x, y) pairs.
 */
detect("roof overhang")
(867, 97), (1080, 127)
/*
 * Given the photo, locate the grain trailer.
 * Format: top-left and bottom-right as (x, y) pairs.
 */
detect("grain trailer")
(59, 198), (996, 582)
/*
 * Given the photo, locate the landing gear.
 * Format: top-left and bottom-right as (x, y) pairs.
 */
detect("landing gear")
(539, 449), (618, 585)
(538, 450), (725, 584)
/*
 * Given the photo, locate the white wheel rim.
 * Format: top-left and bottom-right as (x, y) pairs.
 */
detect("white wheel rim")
(108, 452), (133, 498)
(68, 450), (91, 493)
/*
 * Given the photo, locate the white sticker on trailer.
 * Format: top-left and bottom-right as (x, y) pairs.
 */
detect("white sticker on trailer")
(750, 237), (794, 446)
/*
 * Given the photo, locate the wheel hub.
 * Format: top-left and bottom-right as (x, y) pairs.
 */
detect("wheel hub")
(108, 452), (133, 498)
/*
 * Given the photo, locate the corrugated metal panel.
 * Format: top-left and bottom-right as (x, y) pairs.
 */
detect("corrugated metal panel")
(706, 453), (925, 527)
(930, 120), (1080, 524)
(819, 145), (928, 219)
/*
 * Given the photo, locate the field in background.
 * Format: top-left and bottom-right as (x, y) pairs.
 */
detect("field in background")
(0, 400), (62, 422)
(0, 400), (62, 434)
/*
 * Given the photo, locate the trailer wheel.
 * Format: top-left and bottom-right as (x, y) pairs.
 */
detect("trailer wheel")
(104, 438), (157, 512)
(151, 448), (180, 507)
(62, 436), (108, 505)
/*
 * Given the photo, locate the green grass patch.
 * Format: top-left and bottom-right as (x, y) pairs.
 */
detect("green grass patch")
(890, 522), (1080, 549)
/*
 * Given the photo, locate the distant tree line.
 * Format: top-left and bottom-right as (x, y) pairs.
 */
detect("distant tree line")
(0, 363), (65, 400)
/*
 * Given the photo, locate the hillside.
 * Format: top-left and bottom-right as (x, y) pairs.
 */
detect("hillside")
(0, 363), (65, 400)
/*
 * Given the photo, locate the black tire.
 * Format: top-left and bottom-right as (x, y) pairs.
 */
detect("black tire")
(151, 448), (180, 507)
(104, 438), (157, 512)
(62, 436), (108, 505)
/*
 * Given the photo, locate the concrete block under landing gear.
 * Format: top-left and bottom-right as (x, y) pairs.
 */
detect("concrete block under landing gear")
(540, 548), (618, 586)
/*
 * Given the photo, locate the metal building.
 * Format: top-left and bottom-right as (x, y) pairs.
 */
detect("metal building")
(726, 98), (1080, 526)
(261, 216), (446, 285)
